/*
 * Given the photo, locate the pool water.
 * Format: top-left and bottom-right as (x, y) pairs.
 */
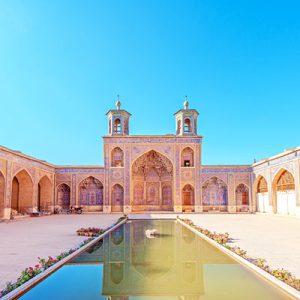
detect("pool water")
(20, 220), (294, 300)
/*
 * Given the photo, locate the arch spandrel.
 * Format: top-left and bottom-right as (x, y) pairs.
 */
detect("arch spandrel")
(271, 165), (295, 182)
(131, 147), (175, 165)
(132, 150), (173, 178)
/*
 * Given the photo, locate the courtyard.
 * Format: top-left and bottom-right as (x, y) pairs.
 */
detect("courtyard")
(0, 214), (122, 290)
(0, 213), (299, 292)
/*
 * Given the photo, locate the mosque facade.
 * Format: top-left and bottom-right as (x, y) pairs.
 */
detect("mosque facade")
(0, 100), (299, 219)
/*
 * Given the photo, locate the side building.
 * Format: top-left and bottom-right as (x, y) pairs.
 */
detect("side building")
(0, 100), (299, 218)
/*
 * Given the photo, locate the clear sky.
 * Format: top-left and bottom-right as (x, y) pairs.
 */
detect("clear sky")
(0, 0), (299, 166)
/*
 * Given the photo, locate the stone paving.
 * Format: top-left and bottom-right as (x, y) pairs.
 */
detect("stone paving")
(0, 213), (122, 290)
(182, 213), (300, 278)
(0, 213), (299, 291)
(131, 213), (300, 278)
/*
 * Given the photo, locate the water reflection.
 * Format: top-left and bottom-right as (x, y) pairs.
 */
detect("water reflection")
(21, 220), (293, 300)
(70, 220), (229, 298)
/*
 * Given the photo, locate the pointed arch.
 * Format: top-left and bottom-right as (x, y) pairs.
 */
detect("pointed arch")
(11, 169), (33, 214)
(255, 176), (269, 213)
(183, 118), (191, 133)
(38, 176), (53, 212)
(113, 118), (121, 134)
(79, 176), (103, 211)
(111, 147), (124, 167)
(0, 171), (5, 218)
(181, 147), (194, 167)
(235, 183), (249, 212)
(202, 176), (228, 212)
(256, 176), (268, 193)
(272, 169), (296, 215)
(182, 184), (195, 212)
(111, 184), (124, 212)
(57, 183), (71, 208)
(131, 150), (173, 211)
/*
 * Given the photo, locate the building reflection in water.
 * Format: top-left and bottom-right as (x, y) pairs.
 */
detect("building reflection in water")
(70, 220), (231, 300)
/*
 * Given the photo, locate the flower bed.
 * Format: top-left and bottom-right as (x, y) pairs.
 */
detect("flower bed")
(0, 216), (127, 298)
(179, 218), (300, 291)
(0, 238), (93, 298)
(76, 227), (105, 237)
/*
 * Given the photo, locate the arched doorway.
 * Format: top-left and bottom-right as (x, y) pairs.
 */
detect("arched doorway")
(256, 176), (269, 213)
(79, 177), (103, 211)
(273, 170), (296, 215)
(57, 183), (71, 209)
(182, 184), (194, 212)
(202, 177), (228, 212)
(111, 184), (124, 212)
(0, 172), (5, 218)
(11, 170), (33, 214)
(38, 176), (53, 212)
(235, 183), (249, 212)
(131, 150), (173, 211)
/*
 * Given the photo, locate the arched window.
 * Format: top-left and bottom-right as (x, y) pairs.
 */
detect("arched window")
(181, 147), (194, 167)
(111, 147), (124, 167)
(183, 118), (191, 133)
(257, 177), (268, 193)
(235, 184), (249, 206)
(276, 170), (295, 191)
(114, 118), (121, 134)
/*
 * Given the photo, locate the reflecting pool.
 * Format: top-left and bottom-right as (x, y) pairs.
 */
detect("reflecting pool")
(20, 220), (294, 299)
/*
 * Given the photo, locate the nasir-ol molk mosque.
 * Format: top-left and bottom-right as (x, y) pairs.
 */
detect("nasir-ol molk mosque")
(0, 99), (299, 219)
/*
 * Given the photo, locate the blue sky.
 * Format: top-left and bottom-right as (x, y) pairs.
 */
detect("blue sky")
(0, 0), (299, 165)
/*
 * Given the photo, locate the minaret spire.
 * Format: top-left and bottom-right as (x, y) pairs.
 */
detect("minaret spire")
(116, 95), (121, 110)
(184, 96), (189, 110)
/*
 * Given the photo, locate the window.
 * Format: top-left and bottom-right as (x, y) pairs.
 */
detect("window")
(181, 147), (194, 167)
(111, 147), (124, 167)
(184, 160), (190, 167)
(184, 118), (191, 133)
(114, 118), (121, 133)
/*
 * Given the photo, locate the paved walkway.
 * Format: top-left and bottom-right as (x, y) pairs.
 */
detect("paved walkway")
(181, 214), (300, 278)
(0, 214), (122, 290)
(131, 213), (300, 278)
(1, 213), (299, 291)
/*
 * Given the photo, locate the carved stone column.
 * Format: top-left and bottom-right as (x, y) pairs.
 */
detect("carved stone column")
(267, 167), (275, 214)
(103, 144), (111, 213)
(174, 146), (181, 212)
(3, 160), (12, 219)
(123, 146), (131, 213)
(294, 158), (300, 217)
(32, 170), (39, 211)
(195, 144), (202, 212)
(227, 173), (236, 213)
(71, 174), (76, 207)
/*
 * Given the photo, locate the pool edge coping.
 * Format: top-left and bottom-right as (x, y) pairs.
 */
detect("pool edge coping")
(2, 218), (127, 300)
(177, 217), (300, 300)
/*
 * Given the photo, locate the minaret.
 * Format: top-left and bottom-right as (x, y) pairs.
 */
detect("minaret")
(174, 96), (199, 136)
(106, 96), (131, 136)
